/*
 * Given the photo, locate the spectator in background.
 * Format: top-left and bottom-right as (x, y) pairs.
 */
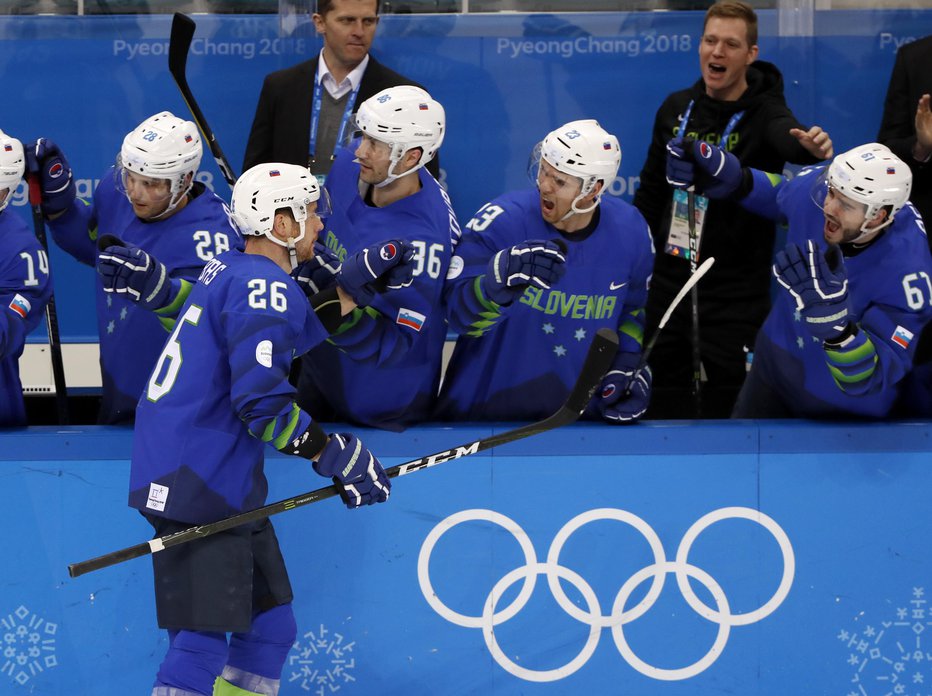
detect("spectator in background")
(26, 111), (241, 424)
(633, 0), (833, 419)
(667, 139), (931, 419)
(436, 119), (655, 424)
(0, 129), (52, 427)
(243, 0), (438, 183)
(877, 34), (932, 367)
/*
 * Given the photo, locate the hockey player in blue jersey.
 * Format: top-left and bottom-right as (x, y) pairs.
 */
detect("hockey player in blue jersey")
(130, 162), (404, 696)
(0, 130), (52, 426)
(436, 119), (655, 422)
(667, 139), (932, 417)
(294, 85), (458, 430)
(26, 111), (242, 424)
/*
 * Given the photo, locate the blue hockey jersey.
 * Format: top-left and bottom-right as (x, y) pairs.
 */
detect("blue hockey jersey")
(48, 171), (242, 424)
(743, 166), (932, 417)
(0, 211), (52, 426)
(296, 147), (459, 430)
(130, 249), (330, 525)
(437, 188), (654, 421)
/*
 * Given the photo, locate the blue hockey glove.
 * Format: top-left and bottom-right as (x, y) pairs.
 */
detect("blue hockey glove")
(293, 242), (342, 297)
(665, 137), (695, 188)
(337, 239), (416, 307)
(314, 433), (391, 508)
(96, 234), (173, 311)
(598, 354), (652, 424)
(481, 239), (567, 305)
(689, 140), (744, 199)
(24, 138), (76, 216)
(773, 240), (852, 343)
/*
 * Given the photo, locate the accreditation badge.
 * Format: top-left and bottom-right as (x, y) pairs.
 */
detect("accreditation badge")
(665, 189), (708, 262)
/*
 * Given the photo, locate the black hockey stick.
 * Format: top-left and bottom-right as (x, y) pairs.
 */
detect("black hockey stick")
(687, 188), (703, 416)
(67, 328), (618, 578)
(26, 175), (68, 424)
(168, 12), (237, 188)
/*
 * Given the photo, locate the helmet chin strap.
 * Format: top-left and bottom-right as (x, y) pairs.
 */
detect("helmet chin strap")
(556, 177), (600, 223)
(285, 219), (306, 272)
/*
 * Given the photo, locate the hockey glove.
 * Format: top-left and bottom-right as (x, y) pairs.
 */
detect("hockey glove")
(293, 242), (342, 297)
(96, 234), (174, 311)
(688, 140), (744, 199)
(598, 353), (652, 424)
(314, 433), (391, 508)
(481, 239), (567, 306)
(337, 239), (416, 307)
(773, 240), (852, 343)
(665, 137), (695, 188)
(24, 138), (76, 216)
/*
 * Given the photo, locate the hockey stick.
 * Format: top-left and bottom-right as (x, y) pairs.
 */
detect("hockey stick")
(68, 328), (618, 578)
(26, 175), (69, 424)
(687, 188), (703, 416)
(628, 256), (715, 391)
(168, 12), (237, 189)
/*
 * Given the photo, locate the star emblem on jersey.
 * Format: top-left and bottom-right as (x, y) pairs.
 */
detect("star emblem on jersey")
(542, 323), (555, 335)
(120, 307), (128, 321)
(797, 336), (805, 349)
(107, 320), (115, 335)
(575, 328), (587, 341)
(554, 344), (567, 357)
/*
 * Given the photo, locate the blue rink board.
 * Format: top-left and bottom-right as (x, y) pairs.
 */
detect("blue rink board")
(2, 421), (932, 694)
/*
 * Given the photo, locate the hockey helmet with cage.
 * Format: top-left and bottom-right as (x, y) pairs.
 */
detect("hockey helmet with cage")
(117, 111), (202, 218)
(231, 162), (331, 269)
(530, 119), (621, 216)
(351, 85), (445, 187)
(0, 130), (24, 213)
(823, 142), (912, 237)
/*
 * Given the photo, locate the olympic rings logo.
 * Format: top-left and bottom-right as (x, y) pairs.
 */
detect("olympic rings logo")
(417, 507), (794, 682)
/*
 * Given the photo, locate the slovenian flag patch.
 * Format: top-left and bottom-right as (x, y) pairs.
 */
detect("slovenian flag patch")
(396, 308), (426, 332)
(891, 325), (914, 349)
(8, 293), (31, 319)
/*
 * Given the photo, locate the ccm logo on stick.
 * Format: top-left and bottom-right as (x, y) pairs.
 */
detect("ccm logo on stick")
(398, 442), (481, 474)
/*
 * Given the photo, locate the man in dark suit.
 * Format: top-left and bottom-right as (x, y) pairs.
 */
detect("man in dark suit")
(878, 34), (932, 230)
(243, 0), (438, 181)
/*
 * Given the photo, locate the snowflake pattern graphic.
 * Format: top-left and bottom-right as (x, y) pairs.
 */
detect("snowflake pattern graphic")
(838, 587), (932, 695)
(1, 605), (58, 687)
(286, 624), (356, 694)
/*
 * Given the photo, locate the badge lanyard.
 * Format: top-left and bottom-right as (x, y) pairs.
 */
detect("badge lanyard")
(664, 102), (745, 261)
(308, 77), (360, 166)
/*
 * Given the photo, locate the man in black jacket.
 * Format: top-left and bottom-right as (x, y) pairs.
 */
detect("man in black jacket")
(243, 0), (437, 182)
(633, 0), (833, 419)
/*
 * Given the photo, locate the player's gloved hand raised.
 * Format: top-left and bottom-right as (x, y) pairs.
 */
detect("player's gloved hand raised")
(598, 353), (652, 424)
(293, 242), (342, 297)
(688, 140), (744, 199)
(481, 239), (567, 306)
(314, 433), (391, 509)
(337, 239), (416, 307)
(773, 240), (852, 343)
(665, 137), (695, 189)
(96, 234), (173, 311)
(24, 138), (76, 216)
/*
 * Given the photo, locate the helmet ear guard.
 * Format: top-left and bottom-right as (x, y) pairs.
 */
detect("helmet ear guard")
(825, 142), (911, 236)
(529, 119), (621, 218)
(351, 85), (445, 187)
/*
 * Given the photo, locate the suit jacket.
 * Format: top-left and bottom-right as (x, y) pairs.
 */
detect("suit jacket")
(878, 35), (932, 227)
(243, 54), (439, 177)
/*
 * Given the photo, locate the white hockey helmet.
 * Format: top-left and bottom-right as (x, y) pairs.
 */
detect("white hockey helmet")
(0, 129), (25, 213)
(352, 85), (445, 187)
(825, 142), (912, 237)
(117, 111), (202, 218)
(530, 119), (621, 216)
(231, 163), (331, 269)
